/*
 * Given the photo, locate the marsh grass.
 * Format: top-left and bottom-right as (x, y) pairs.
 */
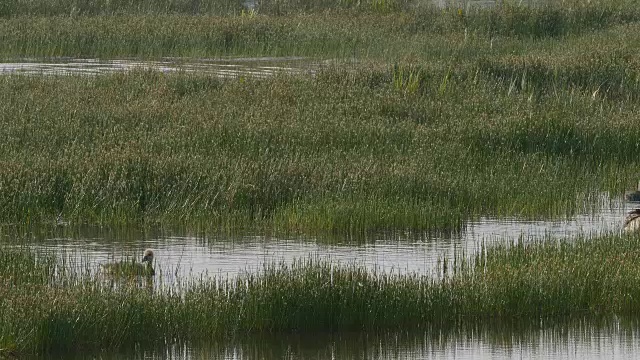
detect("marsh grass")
(254, 0), (412, 15)
(2, 2), (640, 59)
(0, 0), (412, 17)
(448, 1), (640, 38)
(4, 232), (640, 354)
(0, 2), (639, 232)
(0, 61), (638, 232)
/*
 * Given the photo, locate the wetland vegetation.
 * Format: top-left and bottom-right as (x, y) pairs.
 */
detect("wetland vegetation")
(2, 0), (640, 357)
(3, 232), (640, 355)
(0, 57), (639, 233)
(0, 1), (639, 233)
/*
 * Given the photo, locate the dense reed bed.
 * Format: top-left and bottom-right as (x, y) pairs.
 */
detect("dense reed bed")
(2, 232), (640, 355)
(0, 58), (638, 232)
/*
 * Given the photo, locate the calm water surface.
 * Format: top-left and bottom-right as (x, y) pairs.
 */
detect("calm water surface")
(3, 194), (633, 284)
(35, 319), (640, 359)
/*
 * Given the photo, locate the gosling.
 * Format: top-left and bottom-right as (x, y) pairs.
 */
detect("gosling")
(623, 209), (640, 233)
(141, 249), (155, 276)
(104, 249), (156, 277)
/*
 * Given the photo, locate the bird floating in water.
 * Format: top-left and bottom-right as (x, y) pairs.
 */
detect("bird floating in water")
(103, 249), (155, 277)
(623, 209), (640, 233)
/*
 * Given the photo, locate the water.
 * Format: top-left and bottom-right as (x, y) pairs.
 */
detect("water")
(34, 319), (640, 359)
(0, 57), (324, 78)
(2, 194), (632, 285)
(433, 0), (540, 9)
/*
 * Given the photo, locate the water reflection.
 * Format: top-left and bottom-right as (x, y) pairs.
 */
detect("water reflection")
(34, 318), (640, 359)
(0, 195), (634, 287)
(433, 0), (540, 9)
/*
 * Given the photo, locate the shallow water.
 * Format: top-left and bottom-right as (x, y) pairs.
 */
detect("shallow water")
(32, 319), (640, 359)
(433, 0), (540, 8)
(3, 193), (633, 289)
(0, 57), (324, 78)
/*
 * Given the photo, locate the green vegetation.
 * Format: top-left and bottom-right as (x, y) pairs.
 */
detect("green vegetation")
(0, 1), (637, 232)
(0, 1), (637, 233)
(0, 58), (638, 232)
(3, 232), (640, 355)
(0, 64), (640, 231)
(2, 0), (640, 357)
(1, 1), (640, 59)
(0, 0), (246, 17)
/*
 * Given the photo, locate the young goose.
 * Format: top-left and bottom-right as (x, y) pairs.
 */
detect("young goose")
(103, 249), (156, 277)
(141, 249), (155, 276)
(623, 209), (640, 233)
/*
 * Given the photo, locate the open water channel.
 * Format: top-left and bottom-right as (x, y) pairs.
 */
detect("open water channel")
(3, 57), (640, 359)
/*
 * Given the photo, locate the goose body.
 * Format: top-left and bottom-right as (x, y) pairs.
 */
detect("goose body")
(103, 249), (155, 277)
(623, 209), (640, 232)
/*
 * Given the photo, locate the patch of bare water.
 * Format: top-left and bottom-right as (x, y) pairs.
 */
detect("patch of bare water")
(433, 0), (541, 9)
(0, 57), (323, 78)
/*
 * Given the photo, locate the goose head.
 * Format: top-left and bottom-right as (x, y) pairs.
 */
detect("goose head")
(142, 249), (154, 263)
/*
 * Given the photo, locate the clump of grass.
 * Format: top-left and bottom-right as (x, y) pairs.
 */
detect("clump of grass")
(0, 246), (57, 286)
(477, 47), (640, 101)
(272, 196), (464, 235)
(478, 2), (637, 38)
(5, 233), (640, 355)
(0, 13), (396, 59)
(391, 63), (430, 95)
